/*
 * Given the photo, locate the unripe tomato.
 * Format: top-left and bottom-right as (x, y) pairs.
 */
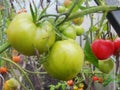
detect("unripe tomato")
(62, 26), (76, 39)
(91, 39), (114, 60)
(7, 13), (55, 56)
(67, 80), (74, 86)
(58, 6), (67, 13)
(78, 83), (84, 88)
(74, 25), (84, 36)
(12, 56), (21, 63)
(43, 40), (84, 80)
(98, 58), (114, 74)
(72, 17), (84, 25)
(4, 78), (19, 90)
(0, 67), (8, 74)
(73, 85), (79, 90)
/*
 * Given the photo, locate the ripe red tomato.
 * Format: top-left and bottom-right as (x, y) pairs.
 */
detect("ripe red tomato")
(98, 77), (103, 83)
(113, 38), (120, 55)
(67, 80), (74, 86)
(12, 56), (21, 63)
(91, 39), (114, 60)
(0, 67), (8, 74)
(92, 76), (98, 82)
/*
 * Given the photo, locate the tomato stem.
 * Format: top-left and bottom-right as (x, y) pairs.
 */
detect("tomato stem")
(67, 5), (120, 21)
(1, 57), (35, 90)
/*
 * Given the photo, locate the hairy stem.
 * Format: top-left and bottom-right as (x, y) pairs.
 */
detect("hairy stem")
(1, 57), (35, 90)
(67, 5), (120, 21)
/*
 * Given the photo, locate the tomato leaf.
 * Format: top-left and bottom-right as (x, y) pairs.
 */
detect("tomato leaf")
(30, 3), (35, 22)
(84, 40), (98, 68)
(103, 75), (114, 87)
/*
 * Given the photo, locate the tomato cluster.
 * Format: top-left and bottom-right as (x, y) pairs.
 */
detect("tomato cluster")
(92, 76), (103, 83)
(59, 22), (84, 40)
(91, 38), (120, 60)
(66, 80), (85, 90)
(7, 10), (84, 80)
(91, 38), (120, 74)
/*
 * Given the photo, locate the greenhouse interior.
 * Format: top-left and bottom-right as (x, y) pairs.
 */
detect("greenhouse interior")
(0, 0), (120, 90)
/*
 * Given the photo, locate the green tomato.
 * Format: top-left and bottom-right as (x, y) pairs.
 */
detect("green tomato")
(72, 17), (84, 25)
(7, 13), (55, 56)
(58, 6), (67, 13)
(59, 22), (70, 32)
(98, 58), (114, 74)
(43, 39), (84, 80)
(4, 78), (19, 90)
(74, 25), (84, 36)
(62, 26), (76, 39)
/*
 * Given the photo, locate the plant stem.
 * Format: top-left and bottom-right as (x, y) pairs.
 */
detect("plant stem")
(67, 5), (120, 21)
(1, 57), (35, 90)
(56, 0), (78, 26)
(24, 68), (47, 74)
(0, 42), (10, 54)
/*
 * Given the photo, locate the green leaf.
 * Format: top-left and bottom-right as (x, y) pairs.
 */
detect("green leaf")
(84, 40), (98, 68)
(103, 75), (114, 87)
(30, 3), (35, 22)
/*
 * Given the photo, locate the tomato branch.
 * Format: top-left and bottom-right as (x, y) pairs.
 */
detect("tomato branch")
(0, 42), (10, 54)
(67, 5), (120, 21)
(1, 57), (35, 90)
(56, 0), (78, 26)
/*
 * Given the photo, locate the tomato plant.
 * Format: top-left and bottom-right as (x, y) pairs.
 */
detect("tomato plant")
(0, 0), (120, 90)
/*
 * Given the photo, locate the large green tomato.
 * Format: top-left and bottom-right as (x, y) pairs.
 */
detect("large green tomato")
(7, 13), (55, 56)
(43, 39), (84, 80)
(98, 58), (114, 74)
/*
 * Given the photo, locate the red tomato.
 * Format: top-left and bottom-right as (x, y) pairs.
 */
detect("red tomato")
(17, 8), (27, 14)
(98, 77), (103, 83)
(0, 67), (8, 74)
(113, 38), (120, 55)
(92, 76), (98, 82)
(12, 56), (21, 63)
(67, 80), (74, 86)
(91, 39), (114, 60)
